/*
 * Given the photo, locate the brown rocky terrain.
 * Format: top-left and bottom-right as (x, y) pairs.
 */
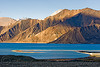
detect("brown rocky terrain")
(0, 8), (100, 44)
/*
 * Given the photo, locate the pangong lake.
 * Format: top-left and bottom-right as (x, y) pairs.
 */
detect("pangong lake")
(0, 43), (100, 59)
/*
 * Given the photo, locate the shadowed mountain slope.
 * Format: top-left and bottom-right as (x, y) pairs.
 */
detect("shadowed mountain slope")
(51, 25), (100, 44)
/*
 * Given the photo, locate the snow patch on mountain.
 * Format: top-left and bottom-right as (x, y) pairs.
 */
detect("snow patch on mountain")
(50, 9), (63, 16)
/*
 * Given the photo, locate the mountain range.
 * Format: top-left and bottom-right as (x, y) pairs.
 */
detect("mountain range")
(0, 8), (100, 44)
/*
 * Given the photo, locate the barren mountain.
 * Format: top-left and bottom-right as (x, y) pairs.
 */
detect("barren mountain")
(0, 8), (100, 44)
(0, 17), (16, 26)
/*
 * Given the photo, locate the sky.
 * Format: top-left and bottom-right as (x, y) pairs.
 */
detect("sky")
(0, 0), (100, 19)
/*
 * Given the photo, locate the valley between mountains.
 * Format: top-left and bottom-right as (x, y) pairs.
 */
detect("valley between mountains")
(0, 8), (100, 44)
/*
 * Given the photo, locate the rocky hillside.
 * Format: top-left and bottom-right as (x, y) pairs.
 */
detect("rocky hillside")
(0, 8), (100, 44)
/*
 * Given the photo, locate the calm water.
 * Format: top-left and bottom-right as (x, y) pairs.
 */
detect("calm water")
(0, 43), (100, 59)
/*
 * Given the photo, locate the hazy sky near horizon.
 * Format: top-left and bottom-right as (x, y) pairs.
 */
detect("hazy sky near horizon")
(0, 0), (100, 19)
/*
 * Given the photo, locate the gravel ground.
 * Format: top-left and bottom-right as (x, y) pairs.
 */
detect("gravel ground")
(0, 62), (100, 67)
(0, 55), (100, 67)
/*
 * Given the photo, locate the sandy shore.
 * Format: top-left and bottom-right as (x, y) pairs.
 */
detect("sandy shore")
(12, 50), (44, 53)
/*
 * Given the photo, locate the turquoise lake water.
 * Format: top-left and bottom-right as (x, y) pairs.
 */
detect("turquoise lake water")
(0, 43), (100, 59)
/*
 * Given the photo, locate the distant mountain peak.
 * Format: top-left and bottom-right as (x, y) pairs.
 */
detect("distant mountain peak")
(50, 9), (63, 16)
(82, 8), (94, 10)
(0, 17), (16, 26)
